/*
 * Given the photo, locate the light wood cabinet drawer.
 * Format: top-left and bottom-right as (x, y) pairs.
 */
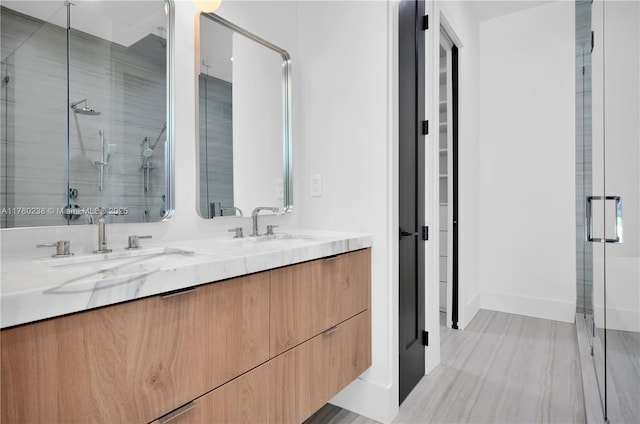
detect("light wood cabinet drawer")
(270, 249), (371, 356)
(1, 273), (270, 424)
(153, 310), (371, 424)
(155, 362), (271, 424)
(269, 310), (371, 424)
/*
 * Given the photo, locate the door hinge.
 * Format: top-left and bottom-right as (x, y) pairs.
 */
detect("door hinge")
(422, 330), (429, 346)
(422, 15), (429, 31)
(422, 120), (429, 135)
(422, 225), (429, 241)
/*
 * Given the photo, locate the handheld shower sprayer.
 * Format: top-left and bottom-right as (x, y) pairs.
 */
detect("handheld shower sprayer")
(142, 136), (154, 158)
(142, 136), (154, 193)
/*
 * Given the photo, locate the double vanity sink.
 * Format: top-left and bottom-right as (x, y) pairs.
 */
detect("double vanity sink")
(1, 230), (372, 328)
(1, 230), (373, 424)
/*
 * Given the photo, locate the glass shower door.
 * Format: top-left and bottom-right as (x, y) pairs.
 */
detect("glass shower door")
(601, 1), (640, 422)
(591, 1), (640, 422)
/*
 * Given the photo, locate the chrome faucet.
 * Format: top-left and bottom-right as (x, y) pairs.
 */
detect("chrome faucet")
(93, 208), (112, 253)
(251, 207), (279, 237)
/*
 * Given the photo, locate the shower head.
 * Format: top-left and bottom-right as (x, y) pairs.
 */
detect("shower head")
(142, 148), (154, 158)
(70, 99), (101, 116)
(75, 107), (101, 116)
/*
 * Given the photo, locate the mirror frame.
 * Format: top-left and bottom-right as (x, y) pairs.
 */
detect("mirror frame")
(196, 12), (293, 217)
(164, 0), (175, 220)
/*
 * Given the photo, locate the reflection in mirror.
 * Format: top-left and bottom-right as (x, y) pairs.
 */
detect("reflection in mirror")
(0, 0), (173, 228)
(197, 13), (292, 218)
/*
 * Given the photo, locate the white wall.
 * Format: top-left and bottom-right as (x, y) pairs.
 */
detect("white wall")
(294, 2), (398, 422)
(478, 1), (576, 323)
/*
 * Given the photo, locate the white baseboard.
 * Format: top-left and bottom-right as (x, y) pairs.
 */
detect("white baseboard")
(481, 291), (575, 323)
(329, 377), (397, 424)
(458, 291), (481, 329)
(594, 305), (640, 332)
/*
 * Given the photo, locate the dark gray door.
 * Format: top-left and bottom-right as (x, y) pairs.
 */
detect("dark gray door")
(398, 0), (426, 404)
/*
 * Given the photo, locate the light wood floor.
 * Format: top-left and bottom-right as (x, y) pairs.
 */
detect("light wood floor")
(600, 328), (640, 424)
(306, 310), (586, 424)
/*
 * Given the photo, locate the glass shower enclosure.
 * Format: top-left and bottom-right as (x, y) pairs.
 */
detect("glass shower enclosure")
(578, 1), (639, 422)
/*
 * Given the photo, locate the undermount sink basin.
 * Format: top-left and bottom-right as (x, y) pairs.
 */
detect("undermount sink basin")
(173, 233), (320, 255)
(253, 233), (315, 242)
(36, 247), (231, 292)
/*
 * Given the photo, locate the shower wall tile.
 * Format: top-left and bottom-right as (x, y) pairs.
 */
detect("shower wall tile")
(575, 0), (593, 314)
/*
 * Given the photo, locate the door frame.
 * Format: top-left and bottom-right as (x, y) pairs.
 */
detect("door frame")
(438, 27), (460, 330)
(424, 5), (467, 372)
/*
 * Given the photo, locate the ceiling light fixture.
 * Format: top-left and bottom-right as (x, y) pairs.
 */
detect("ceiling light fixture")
(193, 0), (221, 13)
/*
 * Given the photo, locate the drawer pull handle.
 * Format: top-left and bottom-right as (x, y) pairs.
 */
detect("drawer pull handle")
(158, 401), (197, 424)
(161, 287), (197, 299)
(321, 326), (339, 336)
(324, 254), (339, 261)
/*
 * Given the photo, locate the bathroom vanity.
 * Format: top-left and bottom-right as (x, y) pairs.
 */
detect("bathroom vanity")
(2, 3), (371, 423)
(0, 232), (372, 423)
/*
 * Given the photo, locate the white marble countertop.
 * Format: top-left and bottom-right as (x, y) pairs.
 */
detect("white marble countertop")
(1, 230), (372, 329)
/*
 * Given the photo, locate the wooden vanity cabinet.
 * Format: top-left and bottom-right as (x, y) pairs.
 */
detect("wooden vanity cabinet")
(158, 303), (371, 424)
(1, 248), (371, 424)
(0, 273), (270, 424)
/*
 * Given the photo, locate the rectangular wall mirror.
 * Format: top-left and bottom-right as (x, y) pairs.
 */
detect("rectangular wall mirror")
(0, 0), (174, 228)
(197, 13), (292, 219)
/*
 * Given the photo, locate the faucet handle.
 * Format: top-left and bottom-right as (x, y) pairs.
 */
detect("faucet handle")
(37, 240), (73, 257)
(126, 235), (152, 250)
(228, 227), (244, 238)
(266, 225), (278, 236)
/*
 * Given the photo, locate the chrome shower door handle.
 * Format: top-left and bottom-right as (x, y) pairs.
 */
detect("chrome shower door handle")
(586, 196), (622, 243)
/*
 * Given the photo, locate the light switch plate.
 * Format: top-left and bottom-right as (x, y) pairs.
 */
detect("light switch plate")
(311, 174), (322, 197)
